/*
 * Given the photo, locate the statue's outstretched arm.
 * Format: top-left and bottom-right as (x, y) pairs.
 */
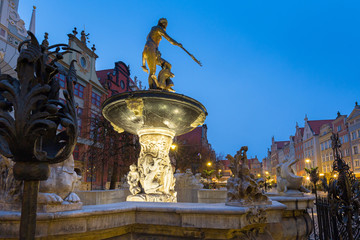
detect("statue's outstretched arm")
(160, 29), (182, 47)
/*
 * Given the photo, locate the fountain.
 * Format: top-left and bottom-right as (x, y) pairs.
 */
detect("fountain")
(0, 19), (313, 239)
(102, 17), (205, 203)
(102, 90), (206, 202)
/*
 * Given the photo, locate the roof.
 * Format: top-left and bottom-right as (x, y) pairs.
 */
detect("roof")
(275, 141), (289, 149)
(307, 120), (334, 135)
(96, 61), (136, 94)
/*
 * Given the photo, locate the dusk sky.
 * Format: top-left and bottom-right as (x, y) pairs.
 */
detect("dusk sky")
(19, 1), (360, 160)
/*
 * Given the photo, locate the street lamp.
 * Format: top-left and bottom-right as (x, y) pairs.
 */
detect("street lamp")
(170, 144), (177, 150)
(207, 161), (212, 167)
(264, 171), (269, 192)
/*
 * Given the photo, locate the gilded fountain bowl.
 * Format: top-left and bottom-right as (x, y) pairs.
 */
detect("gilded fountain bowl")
(102, 90), (207, 136)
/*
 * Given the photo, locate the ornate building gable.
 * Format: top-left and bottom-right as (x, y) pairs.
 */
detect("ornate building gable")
(63, 29), (106, 95)
(0, 0), (31, 77)
(303, 121), (314, 142)
(346, 102), (360, 124)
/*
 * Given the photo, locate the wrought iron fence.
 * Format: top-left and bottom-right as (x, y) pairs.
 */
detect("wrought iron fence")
(308, 133), (360, 240)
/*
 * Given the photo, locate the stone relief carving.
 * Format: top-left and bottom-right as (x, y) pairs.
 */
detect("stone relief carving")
(235, 228), (273, 240)
(246, 207), (267, 224)
(226, 146), (270, 206)
(276, 158), (309, 194)
(127, 131), (177, 202)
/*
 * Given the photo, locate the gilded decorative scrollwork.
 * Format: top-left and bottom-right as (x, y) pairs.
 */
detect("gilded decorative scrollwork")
(126, 98), (144, 117)
(191, 112), (205, 128)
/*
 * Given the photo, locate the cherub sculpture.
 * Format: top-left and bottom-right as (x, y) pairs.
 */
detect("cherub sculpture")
(127, 164), (141, 195)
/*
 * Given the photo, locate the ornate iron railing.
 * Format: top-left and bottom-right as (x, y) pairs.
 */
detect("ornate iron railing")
(311, 133), (360, 240)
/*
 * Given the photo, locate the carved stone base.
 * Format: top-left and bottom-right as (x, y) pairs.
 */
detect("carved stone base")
(127, 194), (176, 203)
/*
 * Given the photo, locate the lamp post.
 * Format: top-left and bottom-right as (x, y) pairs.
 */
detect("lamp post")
(305, 158), (311, 187)
(265, 171), (269, 192)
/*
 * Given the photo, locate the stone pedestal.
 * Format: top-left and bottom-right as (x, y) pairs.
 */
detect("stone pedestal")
(126, 128), (177, 202)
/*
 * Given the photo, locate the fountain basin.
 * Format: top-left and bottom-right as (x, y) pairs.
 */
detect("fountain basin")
(102, 90), (207, 136)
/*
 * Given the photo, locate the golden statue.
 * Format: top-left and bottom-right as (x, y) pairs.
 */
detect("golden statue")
(142, 18), (201, 92)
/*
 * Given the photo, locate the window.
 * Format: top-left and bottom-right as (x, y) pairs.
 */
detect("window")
(326, 153), (329, 161)
(74, 83), (85, 98)
(330, 152), (333, 161)
(345, 148), (350, 156)
(80, 57), (87, 68)
(54, 73), (66, 88)
(344, 135), (349, 143)
(337, 125), (342, 132)
(322, 154), (325, 162)
(0, 28), (6, 37)
(352, 132), (357, 140)
(356, 160), (360, 167)
(358, 130), (360, 139)
(321, 143), (324, 151)
(73, 145), (79, 161)
(354, 146), (359, 155)
(340, 137), (343, 144)
(325, 141), (328, 149)
(120, 80), (125, 89)
(91, 92), (101, 107)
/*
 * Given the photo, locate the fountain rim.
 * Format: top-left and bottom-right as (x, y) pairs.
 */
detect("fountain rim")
(101, 90), (208, 116)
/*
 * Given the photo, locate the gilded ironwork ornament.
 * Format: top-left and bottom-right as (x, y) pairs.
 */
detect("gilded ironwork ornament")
(0, 31), (79, 239)
(142, 18), (201, 92)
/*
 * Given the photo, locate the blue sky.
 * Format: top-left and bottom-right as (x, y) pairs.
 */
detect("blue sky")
(18, 1), (360, 159)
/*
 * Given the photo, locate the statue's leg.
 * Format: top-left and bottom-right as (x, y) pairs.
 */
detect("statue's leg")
(147, 57), (158, 89)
